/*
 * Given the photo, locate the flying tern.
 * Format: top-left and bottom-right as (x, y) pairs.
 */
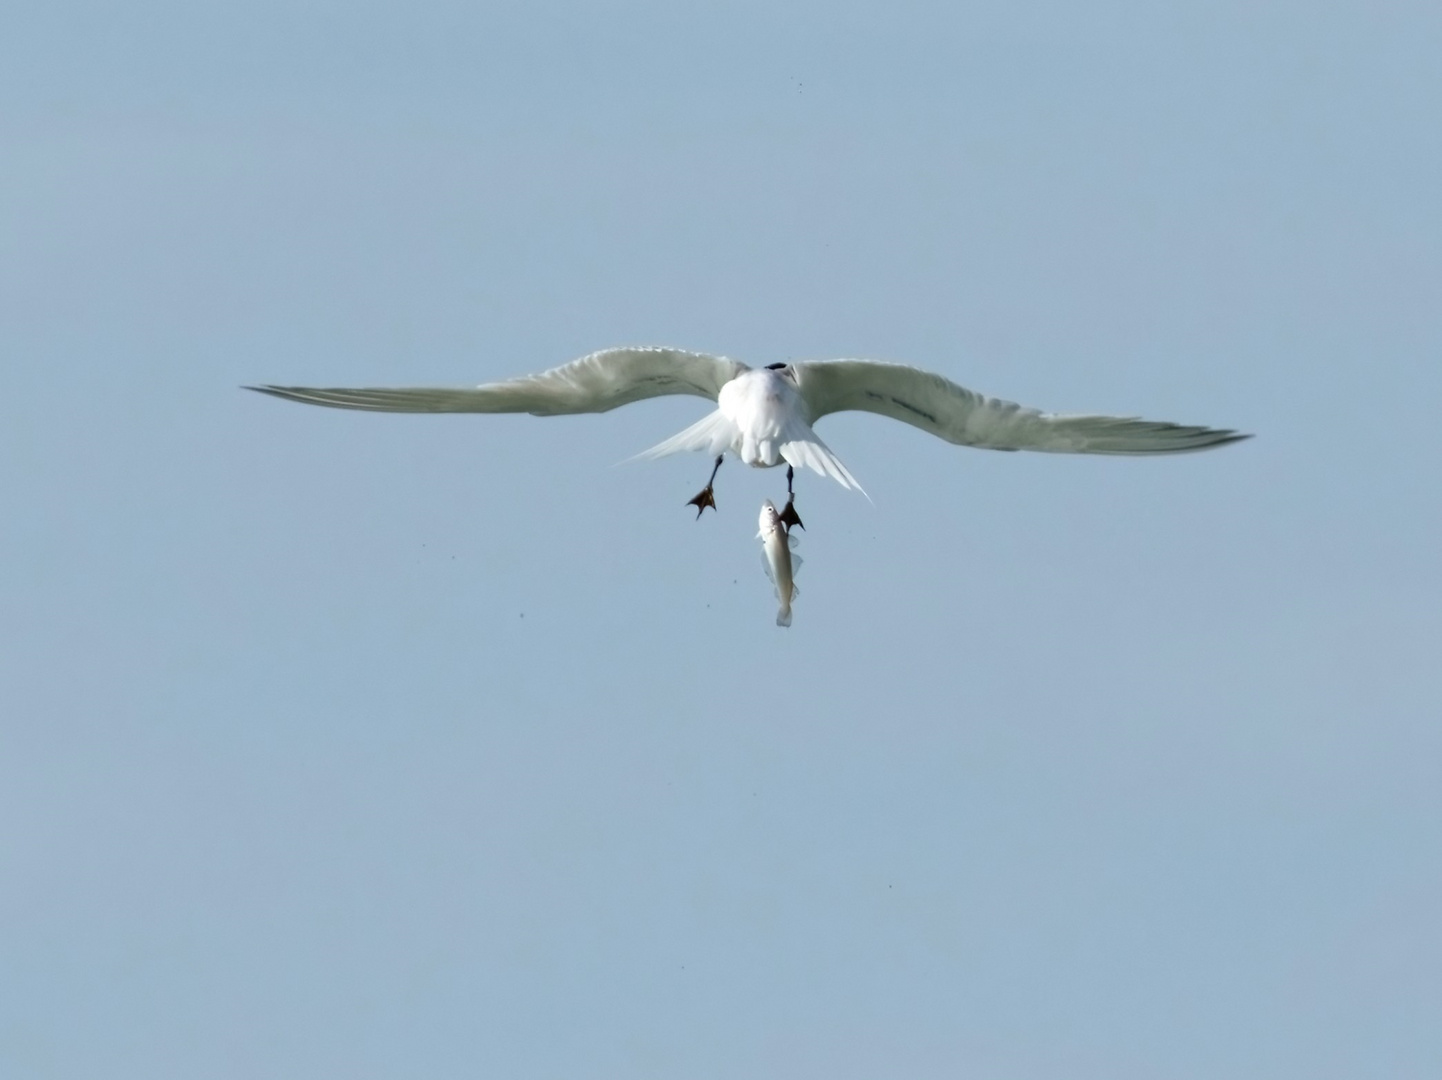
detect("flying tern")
(248, 345), (1248, 511)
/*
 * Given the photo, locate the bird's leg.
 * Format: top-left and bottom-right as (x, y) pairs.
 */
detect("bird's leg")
(686, 455), (724, 519)
(778, 466), (804, 532)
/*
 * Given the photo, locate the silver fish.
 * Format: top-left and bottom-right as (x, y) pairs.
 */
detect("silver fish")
(758, 499), (803, 627)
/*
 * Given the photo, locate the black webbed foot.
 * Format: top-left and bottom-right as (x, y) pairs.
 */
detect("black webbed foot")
(686, 486), (717, 519)
(779, 466), (803, 531)
(687, 455), (724, 520)
(778, 497), (804, 533)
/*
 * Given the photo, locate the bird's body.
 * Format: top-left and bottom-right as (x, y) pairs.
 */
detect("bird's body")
(249, 345), (1248, 505)
(720, 367), (799, 468)
(644, 363), (863, 491)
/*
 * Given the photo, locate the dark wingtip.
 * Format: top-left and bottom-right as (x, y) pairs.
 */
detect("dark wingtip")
(244, 385), (316, 405)
(1161, 428), (1254, 453)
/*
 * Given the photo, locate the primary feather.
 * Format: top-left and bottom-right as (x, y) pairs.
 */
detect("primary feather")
(793, 360), (1246, 454)
(248, 346), (746, 416)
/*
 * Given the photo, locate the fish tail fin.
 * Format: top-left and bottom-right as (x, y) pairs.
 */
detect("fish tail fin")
(776, 607), (792, 628)
(627, 410), (737, 463)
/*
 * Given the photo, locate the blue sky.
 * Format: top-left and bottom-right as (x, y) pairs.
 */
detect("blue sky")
(3, 2), (1439, 1077)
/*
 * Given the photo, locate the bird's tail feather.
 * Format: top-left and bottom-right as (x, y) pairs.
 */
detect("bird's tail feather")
(779, 437), (867, 497)
(628, 410), (738, 462)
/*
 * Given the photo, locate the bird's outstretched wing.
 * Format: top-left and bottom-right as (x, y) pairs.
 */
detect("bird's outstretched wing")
(248, 347), (749, 416)
(793, 360), (1248, 454)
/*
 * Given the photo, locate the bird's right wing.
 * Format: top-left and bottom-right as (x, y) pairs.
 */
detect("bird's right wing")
(247, 347), (749, 416)
(794, 360), (1248, 455)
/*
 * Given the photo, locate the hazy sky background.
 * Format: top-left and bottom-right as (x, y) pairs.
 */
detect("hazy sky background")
(3, 2), (1439, 1077)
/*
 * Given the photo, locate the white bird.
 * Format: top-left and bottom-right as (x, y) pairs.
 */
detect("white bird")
(248, 345), (1248, 512)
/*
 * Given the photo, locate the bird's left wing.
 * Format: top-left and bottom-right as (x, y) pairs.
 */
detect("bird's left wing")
(793, 360), (1248, 455)
(248, 347), (748, 416)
